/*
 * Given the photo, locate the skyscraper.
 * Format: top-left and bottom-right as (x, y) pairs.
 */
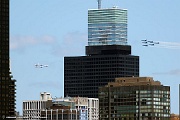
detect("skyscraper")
(0, 0), (16, 119)
(64, 6), (139, 98)
(99, 77), (170, 120)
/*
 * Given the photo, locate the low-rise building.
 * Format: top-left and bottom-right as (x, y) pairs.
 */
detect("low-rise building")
(170, 114), (179, 120)
(41, 105), (80, 120)
(99, 77), (170, 120)
(52, 97), (99, 120)
(22, 93), (99, 120)
(23, 92), (53, 120)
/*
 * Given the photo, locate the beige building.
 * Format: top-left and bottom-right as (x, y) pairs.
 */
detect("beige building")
(107, 77), (161, 87)
(170, 114), (179, 120)
(99, 77), (170, 120)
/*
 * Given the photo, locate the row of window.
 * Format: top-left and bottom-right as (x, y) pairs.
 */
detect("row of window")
(65, 57), (138, 61)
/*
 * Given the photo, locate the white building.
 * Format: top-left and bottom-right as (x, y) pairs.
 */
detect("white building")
(88, 98), (99, 120)
(22, 93), (99, 120)
(23, 92), (52, 120)
(71, 97), (99, 120)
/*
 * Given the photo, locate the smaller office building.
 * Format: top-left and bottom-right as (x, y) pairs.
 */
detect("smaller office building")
(23, 92), (53, 120)
(22, 93), (99, 120)
(41, 105), (80, 120)
(99, 77), (170, 120)
(52, 97), (99, 120)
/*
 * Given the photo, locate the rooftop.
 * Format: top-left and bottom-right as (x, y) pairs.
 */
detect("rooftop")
(106, 77), (161, 87)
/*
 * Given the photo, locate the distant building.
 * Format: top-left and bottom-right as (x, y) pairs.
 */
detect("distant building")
(40, 105), (80, 120)
(72, 97), (99, 120)
(0, 0), (16, 119)
(15, 111), (23, 120)
(64, 6), (139, 98)
(88, 98), (99, 120)
(99, 77), (170, 120)
(23, 92), (53, 120)
(170, 114), (179, 120)
(22, 93), (99, 120)
(52, 97), (99, 120)
(23, 100), (53, 120)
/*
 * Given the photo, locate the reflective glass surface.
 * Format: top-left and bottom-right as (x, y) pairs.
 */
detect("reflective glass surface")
(88, 8), (127, 46)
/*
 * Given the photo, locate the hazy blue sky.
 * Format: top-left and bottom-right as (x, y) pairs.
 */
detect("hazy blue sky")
(10, 0), (180, 114)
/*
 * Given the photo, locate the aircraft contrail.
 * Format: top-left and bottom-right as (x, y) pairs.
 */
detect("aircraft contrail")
(153, 45), (180, 49)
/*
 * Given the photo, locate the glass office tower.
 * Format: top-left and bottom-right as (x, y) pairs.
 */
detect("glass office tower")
(88, 7), (127, 46)
(0, 0), (16, 119)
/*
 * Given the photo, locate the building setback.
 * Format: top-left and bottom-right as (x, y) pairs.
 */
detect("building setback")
(0, 0), (16, 119)
(99, 77), (170, 120)
(64, 7), (139, 98)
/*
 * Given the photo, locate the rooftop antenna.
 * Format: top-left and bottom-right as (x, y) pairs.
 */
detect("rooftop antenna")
(97, 0), (102, 9)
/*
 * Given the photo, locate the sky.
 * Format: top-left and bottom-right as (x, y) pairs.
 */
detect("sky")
(10, 0), (180, 114)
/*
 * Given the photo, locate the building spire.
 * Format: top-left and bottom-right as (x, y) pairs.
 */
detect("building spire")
(97, 0), (101, 9)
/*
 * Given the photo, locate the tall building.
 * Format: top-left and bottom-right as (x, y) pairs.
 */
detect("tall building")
(64, 6), (139, 98)
(99, 77), (170, 120)
(0, 0), (16, 119)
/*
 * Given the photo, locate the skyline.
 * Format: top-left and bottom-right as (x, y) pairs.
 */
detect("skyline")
(10, 0), (180, 114)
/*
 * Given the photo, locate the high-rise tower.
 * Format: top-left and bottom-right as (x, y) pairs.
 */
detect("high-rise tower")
(0, 0), (16, 119)
(64, 5), (139, 98)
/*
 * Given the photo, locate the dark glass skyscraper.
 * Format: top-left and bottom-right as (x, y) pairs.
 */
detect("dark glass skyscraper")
(64, 7), (139, 98)
(0, 0), (16, 119)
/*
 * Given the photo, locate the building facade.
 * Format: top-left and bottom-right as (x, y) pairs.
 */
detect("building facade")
(53, 97), (99, 120)
(88, 98), (99, 120)
(23, 92), (53, 120)
(0, 0), (16, 119)
(23, 100), (53, 120)
(88, 7), (127, 46)
(41, 107), (80, 120)
(64, 46), (139, 98)
(99, 77), (170, 120)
